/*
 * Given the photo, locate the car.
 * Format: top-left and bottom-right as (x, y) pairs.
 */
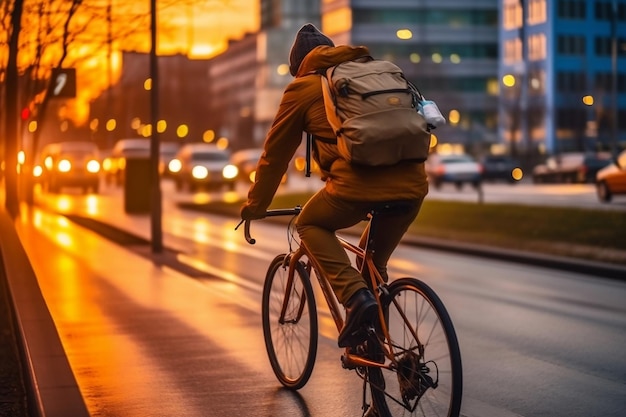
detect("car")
(169, 143), (238, 191)
(230, 148), (288, 185)
(425, 153), (483, 190)
(230, 148), (264, 183)
(158, 141), (181, 178)
(38, 141), (101, 194)
(532, 152), (612, 184)
(596, 150), (626, 202)
(104, 138), (182, 185)
(479, 154), (522, 183)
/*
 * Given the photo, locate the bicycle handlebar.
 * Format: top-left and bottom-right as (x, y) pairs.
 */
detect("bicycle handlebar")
(236, 206), (302, 245)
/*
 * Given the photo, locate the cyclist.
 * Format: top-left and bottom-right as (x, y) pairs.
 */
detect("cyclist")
(240, 24), (428, 348)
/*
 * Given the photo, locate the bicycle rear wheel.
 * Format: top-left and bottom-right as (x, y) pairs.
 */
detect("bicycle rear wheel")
(262, 254), (318, 390)
(371, 278), (462, 417)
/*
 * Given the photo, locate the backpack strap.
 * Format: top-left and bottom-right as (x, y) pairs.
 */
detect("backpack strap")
(304, 133), (336, 177)
(320, 70), (344, 138)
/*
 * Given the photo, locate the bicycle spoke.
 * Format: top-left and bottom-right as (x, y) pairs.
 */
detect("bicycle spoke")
(262, 255), (318, 390)
(368, 278), (462, 417)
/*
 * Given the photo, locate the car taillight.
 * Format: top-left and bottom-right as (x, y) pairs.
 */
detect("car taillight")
(435, 165), (445, 175)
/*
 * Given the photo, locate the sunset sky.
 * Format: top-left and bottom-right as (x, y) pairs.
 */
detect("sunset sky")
(20, 0), (259, 126)
(153, 0), (259, 58)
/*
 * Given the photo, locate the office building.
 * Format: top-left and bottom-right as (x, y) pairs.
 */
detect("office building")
(500, 0), (626, 158)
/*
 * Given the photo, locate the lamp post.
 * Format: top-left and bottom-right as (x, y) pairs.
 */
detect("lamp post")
(150, 0), (163, 253)
(610, 0), (618, 157)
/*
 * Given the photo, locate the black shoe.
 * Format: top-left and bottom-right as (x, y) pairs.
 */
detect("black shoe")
(338, 288), (378, 348)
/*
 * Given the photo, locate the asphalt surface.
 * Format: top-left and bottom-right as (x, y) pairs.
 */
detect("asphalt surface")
(1, 200), (625, 416)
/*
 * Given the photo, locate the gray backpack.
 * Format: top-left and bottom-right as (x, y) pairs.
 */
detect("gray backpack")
(320, 57), (433, 166)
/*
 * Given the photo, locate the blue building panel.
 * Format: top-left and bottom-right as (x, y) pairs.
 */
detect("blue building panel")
(499, 0), (625, 158)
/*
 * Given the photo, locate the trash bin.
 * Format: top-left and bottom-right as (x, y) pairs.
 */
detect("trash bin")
(124, 157), (151, 214)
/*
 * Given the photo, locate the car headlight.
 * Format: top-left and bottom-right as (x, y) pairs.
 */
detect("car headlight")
(57, 159), (72, 172)
(191, 165), (208, 180)
(32, 165), (43, 178)
(102, 158), (112, 172)
(222, 164), (238, 180)
(87, 160), (100, 173)
(168, 159), (182, 173)
(44, 156), (53, 170)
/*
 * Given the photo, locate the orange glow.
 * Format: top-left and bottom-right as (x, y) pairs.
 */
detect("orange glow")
(323, 7), (352, 36)
(15, 0), (259, 128)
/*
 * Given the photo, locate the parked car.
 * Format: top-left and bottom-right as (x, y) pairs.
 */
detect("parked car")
(425, 153), (483, 190)
(169, 143), (238, 191)
(479, 155), (522, 183)
(596, 150), (626, 202)
(230, 148), (288, 185)
(104, 138), (181, 185)
(532, 152), (612, 184)
(39, 141), (101, 194)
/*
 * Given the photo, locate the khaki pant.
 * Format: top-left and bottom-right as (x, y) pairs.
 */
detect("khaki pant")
(296, 189), (423, 305)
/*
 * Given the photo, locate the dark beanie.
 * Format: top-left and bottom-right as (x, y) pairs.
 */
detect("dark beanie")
(289, 24), (334, 76)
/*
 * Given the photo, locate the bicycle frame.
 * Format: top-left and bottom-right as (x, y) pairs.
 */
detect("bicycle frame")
(277, 212), (424, 371)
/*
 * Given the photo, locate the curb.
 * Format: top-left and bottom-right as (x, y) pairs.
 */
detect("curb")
(0, 208), (89, 417)
(399, 235), (626, 281)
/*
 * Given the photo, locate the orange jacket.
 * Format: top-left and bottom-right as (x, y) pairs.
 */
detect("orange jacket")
(245, 45), (429, 216)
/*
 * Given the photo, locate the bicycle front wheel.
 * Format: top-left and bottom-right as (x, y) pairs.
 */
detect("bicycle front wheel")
(262, 254), (318, 390)
(372, 278), (463, 417)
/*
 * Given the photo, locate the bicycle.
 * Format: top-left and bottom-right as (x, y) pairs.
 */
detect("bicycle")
(237, 204), (463, 416)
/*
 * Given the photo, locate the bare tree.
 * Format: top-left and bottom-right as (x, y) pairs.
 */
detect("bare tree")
(2, 0), (246, 206)
(3, 0), (24, 216)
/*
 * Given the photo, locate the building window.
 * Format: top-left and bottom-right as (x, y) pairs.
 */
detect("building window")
(557, 35), (586, 55)
(528, 0), (547, 25)
(595, 1), (626, 21)
(556, 71), (586, 92)
(557, 0), (586, 19)
(353, 8), (497, 26)
(503, 0), (523, 29)
(594, 72), (626, 92)
(504, 38), (522, 64)
(529, 33), (547, 60)
(595, 36), (626, 56)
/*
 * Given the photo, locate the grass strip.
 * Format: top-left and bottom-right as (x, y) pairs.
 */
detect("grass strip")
(177, 192), (626, 264)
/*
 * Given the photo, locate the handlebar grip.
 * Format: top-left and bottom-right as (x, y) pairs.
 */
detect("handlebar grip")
(244, 220), (256, 245)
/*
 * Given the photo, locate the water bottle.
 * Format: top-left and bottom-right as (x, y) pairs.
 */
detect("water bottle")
(418, 100), (446, 128)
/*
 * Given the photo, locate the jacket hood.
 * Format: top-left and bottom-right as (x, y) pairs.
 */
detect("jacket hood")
(296, 45), (371, 77)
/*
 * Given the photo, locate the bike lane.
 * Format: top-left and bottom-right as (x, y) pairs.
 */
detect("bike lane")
(9, 204), (365, 417)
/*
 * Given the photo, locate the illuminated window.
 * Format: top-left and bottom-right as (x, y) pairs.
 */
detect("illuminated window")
(323, 7), (352, 36)
(529, 0), (547, 24)
(503, 0), (523, 29)
(504, 38), (522, 64)
(529, 34), (547, 60)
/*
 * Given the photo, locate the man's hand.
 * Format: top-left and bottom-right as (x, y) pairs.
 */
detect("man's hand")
(240, 204), (266, 221)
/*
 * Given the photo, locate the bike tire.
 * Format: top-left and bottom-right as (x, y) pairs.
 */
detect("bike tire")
(370, 278), (463, 417)
(262, 254), (318, 390)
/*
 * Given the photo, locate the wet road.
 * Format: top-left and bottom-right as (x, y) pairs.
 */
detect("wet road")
(14, 182), (626, 417)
